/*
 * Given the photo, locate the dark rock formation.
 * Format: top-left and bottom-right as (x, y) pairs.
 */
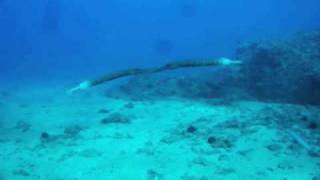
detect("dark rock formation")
(237, 31), (320, 104)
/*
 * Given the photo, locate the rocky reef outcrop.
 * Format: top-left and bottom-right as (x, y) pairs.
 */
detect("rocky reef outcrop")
(237, 30), (320, 104)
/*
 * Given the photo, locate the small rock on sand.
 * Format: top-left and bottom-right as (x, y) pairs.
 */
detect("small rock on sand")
(98, 108), (110, 114)
(64, 125), (84, 138)
(12, 169), (30, 177)
(100, 113), (131, 125)
(266, 144), (282, 152)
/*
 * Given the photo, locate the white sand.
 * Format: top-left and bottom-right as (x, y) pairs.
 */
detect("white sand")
(0, 84), (319, 180)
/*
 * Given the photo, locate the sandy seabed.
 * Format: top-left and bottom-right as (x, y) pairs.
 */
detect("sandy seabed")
(0, 83), (319, 180)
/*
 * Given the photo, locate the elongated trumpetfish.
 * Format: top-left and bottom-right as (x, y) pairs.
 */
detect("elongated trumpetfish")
(68, 57), (242, 93)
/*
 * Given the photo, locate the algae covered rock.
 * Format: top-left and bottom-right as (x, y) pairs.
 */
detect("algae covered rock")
(237, 31), (320, 104)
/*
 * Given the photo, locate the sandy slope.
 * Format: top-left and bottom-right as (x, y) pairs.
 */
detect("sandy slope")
(0, 84), (319, 180)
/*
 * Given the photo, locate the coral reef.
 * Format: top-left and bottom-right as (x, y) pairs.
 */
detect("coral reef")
(237, 30), (320, 104)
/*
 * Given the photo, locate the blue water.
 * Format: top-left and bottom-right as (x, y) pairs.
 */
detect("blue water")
(1, 0), (319, 82)
(1, 1), (320, 179)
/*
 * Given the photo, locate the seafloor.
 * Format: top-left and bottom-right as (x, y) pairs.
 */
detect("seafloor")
(1, 31), (320, 179)
(0, 81), (319, 180)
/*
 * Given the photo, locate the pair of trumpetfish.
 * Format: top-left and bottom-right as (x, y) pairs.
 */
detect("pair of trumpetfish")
(68, 57), (242, 93)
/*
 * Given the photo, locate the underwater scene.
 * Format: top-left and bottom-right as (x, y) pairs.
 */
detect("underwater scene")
(1, 0), (320, 179)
